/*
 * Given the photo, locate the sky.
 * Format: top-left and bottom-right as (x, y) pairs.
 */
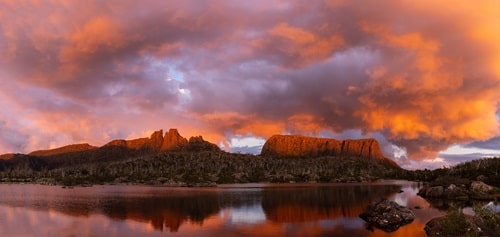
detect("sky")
(0, 0), (499, 169)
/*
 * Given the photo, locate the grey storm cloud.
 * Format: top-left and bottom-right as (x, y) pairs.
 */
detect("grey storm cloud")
(0, 0), (499, 166)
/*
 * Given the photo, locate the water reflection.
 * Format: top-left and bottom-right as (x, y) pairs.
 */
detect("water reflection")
(262, 185), (400, 222)
(0, 182), (442, 236)
(101, 194), (222, 231)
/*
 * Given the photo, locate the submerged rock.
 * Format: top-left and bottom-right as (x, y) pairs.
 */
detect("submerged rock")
(359, 199), (415, 232)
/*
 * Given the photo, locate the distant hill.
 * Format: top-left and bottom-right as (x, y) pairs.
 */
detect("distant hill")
(29, 144), (97, 156)
(0, 153), (15, 160)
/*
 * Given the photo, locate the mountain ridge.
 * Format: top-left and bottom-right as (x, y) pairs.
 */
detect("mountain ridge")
(0, 129), (221, 172)
(2, 128), (219, 159)
(0, 129), (405, 185)
(1, 130), (396, 165)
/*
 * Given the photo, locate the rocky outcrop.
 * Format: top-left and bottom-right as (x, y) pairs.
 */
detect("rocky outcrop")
(161, 129), (188, 151)
(359, 199), (415, 232)
(443, 184), (469, 200)
(102, 128), (219, 153)
(182, 136), (220, 152)
(470, 181), (500, 199)
(108, 130), (165, 151)
(0, 128), (219, 162)
(110, 138), (151, 150)
(261, 135), (387, 160)
(149, 130), (164, 150)
(29, 143), (97, 156)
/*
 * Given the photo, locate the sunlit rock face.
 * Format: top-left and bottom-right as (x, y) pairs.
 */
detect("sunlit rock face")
(342, 139), (384, 159)
(161, 129), (188, 151)
(99, 128), (218, 152)
(149, 130), (164, 150)
(102, 129), (168, 151)
(261, 135), (385, 159)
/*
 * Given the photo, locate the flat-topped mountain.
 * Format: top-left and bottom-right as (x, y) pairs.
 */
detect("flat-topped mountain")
(261, 135), (399, 168)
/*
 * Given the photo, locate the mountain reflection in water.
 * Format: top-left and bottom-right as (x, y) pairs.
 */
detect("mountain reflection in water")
(0, 182), (439, 237)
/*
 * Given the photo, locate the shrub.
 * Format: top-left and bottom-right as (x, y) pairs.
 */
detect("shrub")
(474, 204), (500, 235)
(439, 205), (469, 236)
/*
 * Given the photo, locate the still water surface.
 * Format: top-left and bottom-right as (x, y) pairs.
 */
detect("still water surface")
(0, 181), (445, 237)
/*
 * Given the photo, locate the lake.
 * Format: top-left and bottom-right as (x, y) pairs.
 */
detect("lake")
(0, 181), (448, 237)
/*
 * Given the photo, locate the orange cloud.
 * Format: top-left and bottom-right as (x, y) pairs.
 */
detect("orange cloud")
(1, 0), (500, 165)
(255, 22), (344, 68)
(361, 22), (462, 92)
(60, 16), (128, 62)
(270, 23), (317, 45)
(353, 14), (500, 158)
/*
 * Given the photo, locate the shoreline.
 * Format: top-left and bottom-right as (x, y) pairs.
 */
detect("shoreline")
(0, 179), (417, 189)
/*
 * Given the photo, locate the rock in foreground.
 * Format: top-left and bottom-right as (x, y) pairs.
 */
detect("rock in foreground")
(424, 213), (485, 237)
(359, 199), (415, 232)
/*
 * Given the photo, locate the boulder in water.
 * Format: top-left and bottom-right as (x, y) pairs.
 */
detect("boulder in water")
(359, 199), (415, 232)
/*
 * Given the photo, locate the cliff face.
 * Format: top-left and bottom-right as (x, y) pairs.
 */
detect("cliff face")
(261, 135), (385, 160)
(161, 129), (188, 151)
(342, 139), (384, 159)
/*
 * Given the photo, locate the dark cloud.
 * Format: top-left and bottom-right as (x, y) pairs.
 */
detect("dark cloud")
(465, 137), (500, 150)
(0, 0), (499, 167)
